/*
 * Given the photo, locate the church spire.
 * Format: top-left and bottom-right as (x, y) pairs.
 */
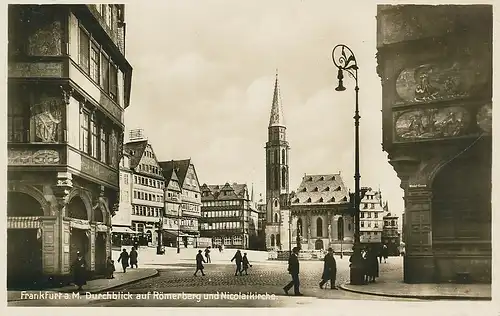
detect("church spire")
(269, 69), (285, 128)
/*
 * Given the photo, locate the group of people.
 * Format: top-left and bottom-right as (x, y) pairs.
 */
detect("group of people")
(194, 248), (252, 277)
(70, 246), (140, 292)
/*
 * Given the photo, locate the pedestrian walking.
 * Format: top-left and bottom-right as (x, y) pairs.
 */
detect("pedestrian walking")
(71, 251), (87, 292)
(130, 247), (138, 268)
(117, 248), (130, 273)
(194, 250), (206, 276)
(242, 253), (252, 275)
(382, 244), (388, 263)
(106, 256), (115, 279)
(283, 247), (302, 296)
(231, 250), (243, 276)
(319, 247), (337, 289)
(205, 247), (211, 263)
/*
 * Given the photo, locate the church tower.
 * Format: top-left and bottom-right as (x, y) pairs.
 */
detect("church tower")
(265, 71), (290, 250)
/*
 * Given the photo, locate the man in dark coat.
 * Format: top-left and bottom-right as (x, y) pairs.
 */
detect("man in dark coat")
(283, 247), (302, 296)
(130, 247), (138, 268)
(319, 247), (337, 289)
(71, 251), (87, 291)
(106, 256), (115, 279)
(117, 248), (129, 273)
(242, 252), (252, 275)
(194, 250), (206, 276)
(231, 250), (243, 276)
(204, 247), (211, 263)
(365, 248), (379, 283)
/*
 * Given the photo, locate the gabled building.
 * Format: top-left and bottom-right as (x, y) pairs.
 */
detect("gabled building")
(159, 162), (182, 247)
(125, 136), (165, 246)
(200, 183), (259, 249)
(7, 4), (132, 287)
(359, 187), (386, 245)
(158, 159), (201, 248)
(290, 174), (354, 252)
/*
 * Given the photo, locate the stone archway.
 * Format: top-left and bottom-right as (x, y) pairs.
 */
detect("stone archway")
(7, 192), (44, 287)
(67, 196), (90, 266)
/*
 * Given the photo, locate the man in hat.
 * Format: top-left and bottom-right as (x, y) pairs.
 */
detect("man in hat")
(319, 247), (337, 289)
(71, 251), (87, 291)
(283, 247), (302, 296)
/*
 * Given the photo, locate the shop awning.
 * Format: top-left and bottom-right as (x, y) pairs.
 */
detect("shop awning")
(162, 230), (190, 238)
(112, 226), (139, 234)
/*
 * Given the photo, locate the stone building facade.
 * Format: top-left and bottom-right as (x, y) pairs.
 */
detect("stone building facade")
(290, 174), (354, 253)
(377, 5), (492, 283)
(382, 212), (401, 256)
(7, 4), (132, 286)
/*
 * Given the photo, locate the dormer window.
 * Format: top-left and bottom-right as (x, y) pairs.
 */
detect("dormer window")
(324, 187), (330, 191)
(313, 187), (319, 192)
(336, 186), (341, 191)
(306, 198), (311, 203)
(342, 197), (348, 201)
(302, 187), (307, 192)
(294, 198), (300, 203)
(320, 176), (324, 181)
(332, 176), (336, 180)
(318, 197), (323, 202)
(330, 197), (336, 202)
(308, 177), (313, 181)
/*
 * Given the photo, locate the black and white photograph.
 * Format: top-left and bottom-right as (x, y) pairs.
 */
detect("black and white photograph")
(5, 1), (493, 309)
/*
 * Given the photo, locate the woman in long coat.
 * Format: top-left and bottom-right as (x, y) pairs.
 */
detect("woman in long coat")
(71, 251), (87, 291)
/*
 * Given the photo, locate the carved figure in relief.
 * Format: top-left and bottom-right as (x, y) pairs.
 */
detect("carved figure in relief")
(32, 94), (62, 142)
(415, 66), (439, 101)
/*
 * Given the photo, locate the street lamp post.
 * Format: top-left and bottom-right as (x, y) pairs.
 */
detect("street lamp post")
(332, 44), (363, 285)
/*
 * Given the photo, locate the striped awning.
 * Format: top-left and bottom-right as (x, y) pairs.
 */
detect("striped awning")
(8, 217), (41, 229)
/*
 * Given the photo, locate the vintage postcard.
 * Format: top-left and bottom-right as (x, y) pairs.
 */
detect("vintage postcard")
(4, 0), (494, 312)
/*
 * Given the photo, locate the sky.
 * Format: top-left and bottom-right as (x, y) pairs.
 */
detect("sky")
(123, 1), (405, 218)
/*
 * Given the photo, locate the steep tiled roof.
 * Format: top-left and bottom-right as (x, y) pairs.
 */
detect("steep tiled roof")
(161, 165), (181, 192)
(201, 183), (248, 201)
(158, 159), (191, 186)
(291, 173), (349, 205)
(124, 140), (148, 169)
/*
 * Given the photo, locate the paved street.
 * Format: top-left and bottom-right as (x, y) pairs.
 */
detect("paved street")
(9, 256), (417, 307)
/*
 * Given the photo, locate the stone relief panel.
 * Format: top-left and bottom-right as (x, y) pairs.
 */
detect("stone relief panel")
(394, 106), (470, 141)
(395, 61), (489, 105)
(31, 93), (63, 143)
(8, 149), (62, 165)
(476, 103), (492, 134)
(28, 20), (62, 56)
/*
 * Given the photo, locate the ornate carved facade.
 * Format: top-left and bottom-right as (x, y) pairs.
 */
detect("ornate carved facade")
(377, 5), (492, 283)
(7, 4), (132, 287)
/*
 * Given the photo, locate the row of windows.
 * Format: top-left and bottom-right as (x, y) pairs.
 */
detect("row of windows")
(361, 231), (380, 236)
(201, 222), (242, 230)
(137, 163), (162, 176)
(120, 173), (129, 185)
(360, 212), (381, 218)
(362, 203), (380, 209)
(360, 221), (381, 228)
(203, 210), (241, 218)
(133, 205), (162, 217)
(80, 109), (115, 165)
(212, 236), (243, 246)
(79, 26), (119, 102)
(181, 203), (200, 213)
(202, 200), (243, 207)
(134, 175), (164, 189)
(133, 190), (163, 203)
(384, 220), (397, 226)
(94, 4), (115, 30)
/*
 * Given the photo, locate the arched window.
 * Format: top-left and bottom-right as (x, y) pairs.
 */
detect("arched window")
(282, 149), (285, 164)
(316, 217), (323, 237)
(274, 200), (278, 207)
(270, 234), (275, 247)
(274, 149), (278, 164)
(276, 234), (281, 246)
(337, 217), (344, 240)
(274, 213), (279, 223)
(297, 218), (303, 236)
(281, 167), (286, 188)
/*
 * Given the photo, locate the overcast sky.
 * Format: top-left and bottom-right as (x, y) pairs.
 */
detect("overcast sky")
(123, 1), (404, 217)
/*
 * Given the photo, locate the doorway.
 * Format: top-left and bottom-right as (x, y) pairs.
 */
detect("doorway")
(95, 233), (107, 274)
(7, 229), (43, 288)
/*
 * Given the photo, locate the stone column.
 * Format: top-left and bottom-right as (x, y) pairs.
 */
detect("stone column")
(306, 212), (312, 250)
(327, 211), (333, 245)
(52, 172), (73, 276)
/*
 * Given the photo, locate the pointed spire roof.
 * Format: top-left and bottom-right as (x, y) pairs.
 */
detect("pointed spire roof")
(269, 69), (285, 128)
